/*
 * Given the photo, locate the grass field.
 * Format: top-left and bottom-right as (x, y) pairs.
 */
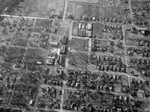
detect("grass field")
(5, 46), (25, 63)
(23, 48), (46, 65)
(69, 38), (89, 52)
(68, 52), (89, 69)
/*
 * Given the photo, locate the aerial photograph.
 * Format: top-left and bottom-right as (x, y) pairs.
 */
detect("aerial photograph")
(0, 0), (150, 112)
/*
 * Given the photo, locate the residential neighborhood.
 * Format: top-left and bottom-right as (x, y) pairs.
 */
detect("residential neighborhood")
(0, 0), (150, 112)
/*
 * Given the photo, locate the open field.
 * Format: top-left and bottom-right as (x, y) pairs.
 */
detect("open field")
(23, 48), (46, 65)
(5, 46), (25, 63)
(0, 0), (65, 18)
(69, 38), (89, 52)
(68, 52), (89, 69)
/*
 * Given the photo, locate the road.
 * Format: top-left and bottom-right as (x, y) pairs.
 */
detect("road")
(0, 0), (149, 111)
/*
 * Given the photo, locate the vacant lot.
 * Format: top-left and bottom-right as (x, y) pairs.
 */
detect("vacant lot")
(10, 37), (28, 47)
(23, 48), (45, 65)
(0, 45), (8, 57)
(29, 33), (50, 49)
(5, 46), (25, 63)
(69, 52), (89, 69)
(34, 19), (53, 29)
(0, 82), (12, 105)
(66, 2), (99, 20)
(70, 38), (89, 52)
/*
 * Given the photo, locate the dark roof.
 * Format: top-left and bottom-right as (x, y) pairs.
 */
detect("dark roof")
(61, 36), (68, 44)
(58, 55), (66, 67)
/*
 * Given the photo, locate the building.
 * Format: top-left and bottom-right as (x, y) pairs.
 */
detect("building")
(60, 46), (68, 55)
(50, 41), (59, 47)
(46, 58), (55, 66)
(132, 26), (150, 36)
(58, 55), (66, 67)
(86, 23), (93, 30)
(61, 36), (68, 45)
(77, 22), (86, 37)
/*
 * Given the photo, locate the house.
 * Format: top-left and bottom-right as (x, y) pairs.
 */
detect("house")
(131, 27), (141, 34)
(132, 26), (150, 36)
(56, 68), (63, 75)
(139, 29), (150, 36)
(46, 58), (55, 66)
(29, 100), (34, 106)
(78, 22), (82, 29)
(50, 41), (59, 47)
(78, 22), (86, 30)
(86, 23), (93, 30)
(77, 22), (86, 37)
(47, 52), (56, 66)
(137, 89), (145, 98)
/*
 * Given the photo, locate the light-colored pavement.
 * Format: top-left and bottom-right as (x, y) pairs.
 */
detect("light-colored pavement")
(0, 14), (49, 20)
